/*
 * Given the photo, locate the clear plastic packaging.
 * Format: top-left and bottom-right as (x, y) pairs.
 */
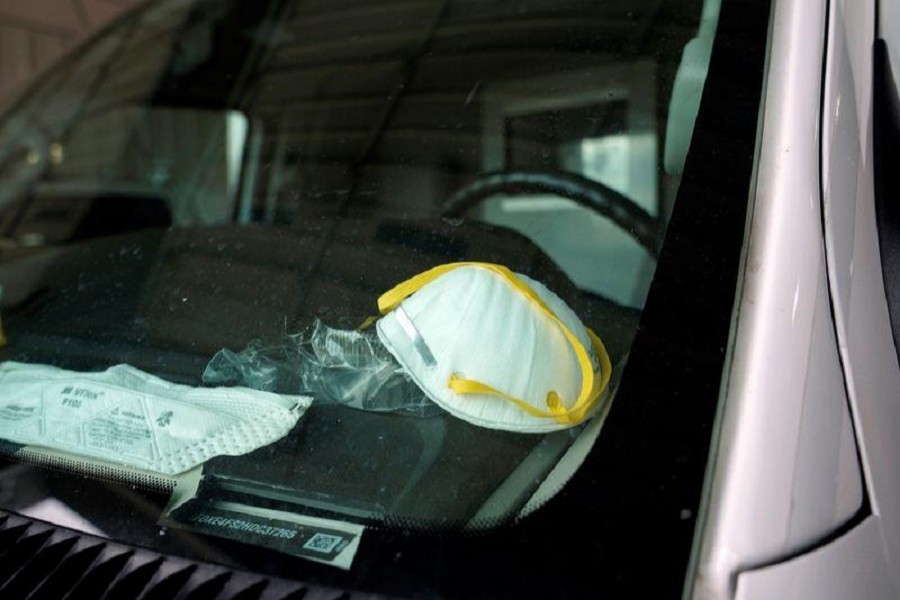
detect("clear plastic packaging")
(203, 320), (440, 417)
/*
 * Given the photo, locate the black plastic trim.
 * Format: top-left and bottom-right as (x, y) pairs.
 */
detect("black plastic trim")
(0, 510), (367, 600)
(873, 38), (900, 365)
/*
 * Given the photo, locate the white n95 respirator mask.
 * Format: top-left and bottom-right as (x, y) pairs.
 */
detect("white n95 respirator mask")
(375, 262), (611, 433)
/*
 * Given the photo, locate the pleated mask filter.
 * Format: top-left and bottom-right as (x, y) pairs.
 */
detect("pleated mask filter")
(375, 263), (611, 433)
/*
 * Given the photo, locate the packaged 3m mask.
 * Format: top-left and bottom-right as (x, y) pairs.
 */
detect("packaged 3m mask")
(375, 262), (612, 433)
(0, 362), (310, 475)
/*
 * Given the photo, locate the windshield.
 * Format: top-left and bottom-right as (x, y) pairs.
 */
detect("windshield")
(0, 0), (754, 592)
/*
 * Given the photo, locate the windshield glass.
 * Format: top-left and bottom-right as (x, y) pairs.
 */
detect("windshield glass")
(0, 0), (725, 572)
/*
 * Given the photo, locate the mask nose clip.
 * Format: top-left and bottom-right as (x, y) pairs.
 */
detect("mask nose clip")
(394, 306), (437, 368)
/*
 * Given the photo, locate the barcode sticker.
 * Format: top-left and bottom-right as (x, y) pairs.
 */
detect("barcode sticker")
(303, 533), (344, 553)
(164, 499), (363, 569)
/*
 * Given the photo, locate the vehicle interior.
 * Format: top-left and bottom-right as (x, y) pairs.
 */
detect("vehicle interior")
(0, 0), (700, 532)
(0, 0), (763, 596)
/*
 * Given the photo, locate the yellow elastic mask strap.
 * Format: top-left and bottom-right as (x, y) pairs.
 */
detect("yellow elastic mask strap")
(377, 263), (476, 314)
(360, 263), (473, 330)
(446, 326), (610, 425)
(377, 262), (611, 425)
(446, 375), (565, 419)
(357, 315), (379, 331)
(581, 328), (612, 422)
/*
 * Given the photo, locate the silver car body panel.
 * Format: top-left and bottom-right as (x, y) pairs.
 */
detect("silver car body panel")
(691, 0), (897, 597)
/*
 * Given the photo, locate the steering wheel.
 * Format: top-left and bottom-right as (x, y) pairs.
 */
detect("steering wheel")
(441, 170), (662, 256)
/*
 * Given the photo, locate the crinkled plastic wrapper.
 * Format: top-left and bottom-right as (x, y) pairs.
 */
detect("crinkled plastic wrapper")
(203, 320), (441, 417)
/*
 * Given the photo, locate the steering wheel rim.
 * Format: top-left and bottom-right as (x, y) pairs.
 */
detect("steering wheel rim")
(441, 170), (662, 256)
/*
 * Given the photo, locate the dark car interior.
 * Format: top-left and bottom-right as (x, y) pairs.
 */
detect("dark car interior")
(0, 0), (775, 596)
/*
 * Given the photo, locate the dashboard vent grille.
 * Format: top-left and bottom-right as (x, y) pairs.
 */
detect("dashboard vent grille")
(0, 511), (373, 600)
